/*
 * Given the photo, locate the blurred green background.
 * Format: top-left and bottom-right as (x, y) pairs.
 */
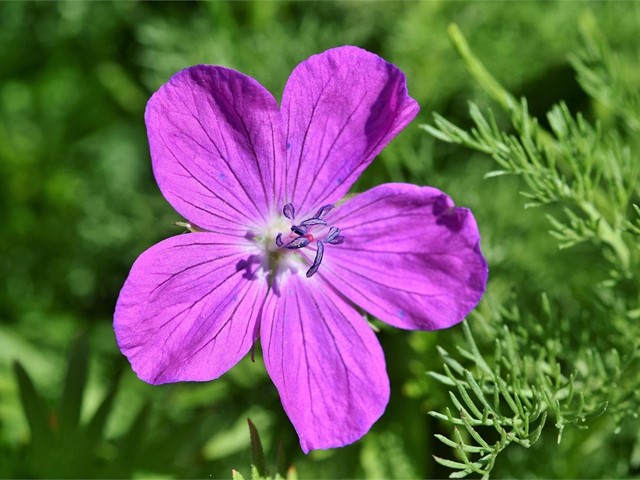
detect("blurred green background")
(1, 2), (638, 478)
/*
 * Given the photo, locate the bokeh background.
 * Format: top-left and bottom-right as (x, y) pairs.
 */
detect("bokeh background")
(1, 2), (638, 478)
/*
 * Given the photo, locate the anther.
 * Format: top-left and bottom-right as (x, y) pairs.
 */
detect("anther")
(300, 218), (327, 228)
(306, 240), (325, 278)
(327, 235), (345, 245)
(285, 237), (311, 249)
(291, 225), (307, 236)
(326, 227), (340, 242)
(315, 204), (334, 219)
(283, 203), (295, 220)
(326, 226), (344, 245)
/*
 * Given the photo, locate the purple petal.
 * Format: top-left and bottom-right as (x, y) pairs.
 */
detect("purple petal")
(261, 275), (389, 453)
(146, 66), (285, 232)
(281, 46), (419, 215)
(114, 233), (267, 384)
(324, 183), (488, 330)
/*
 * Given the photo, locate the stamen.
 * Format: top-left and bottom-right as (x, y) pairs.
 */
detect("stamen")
(291, 225), (307, 236)
(306, 240), (324, 278)
(300, 218), (327, 228)
(315, 204), (334, 219)
(273, 202), (343, 277)
(283, 203), (295, 219)
(326, 227), (340, 242)
(285, 237), (311, 249)
(327, 235), (345, 245)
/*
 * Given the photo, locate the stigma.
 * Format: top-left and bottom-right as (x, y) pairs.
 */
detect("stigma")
(276, 202), (345, 278)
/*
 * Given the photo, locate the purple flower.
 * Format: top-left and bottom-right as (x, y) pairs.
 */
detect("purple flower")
(114, 46), (488, 453)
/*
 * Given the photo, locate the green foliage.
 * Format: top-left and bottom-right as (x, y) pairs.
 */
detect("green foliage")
(8, 336), (123, 477)
(423, 19), (640, 478)
(569, 14), (640, 134)
(233, 420), (296, 480)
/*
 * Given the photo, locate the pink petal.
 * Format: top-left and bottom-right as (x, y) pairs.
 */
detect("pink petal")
(281, 46), (419, 215)
(114, 233), (267, 384)
(323, 183), (488, 330)
(146, 66), (286, 232)
(261, 274), (389, 453)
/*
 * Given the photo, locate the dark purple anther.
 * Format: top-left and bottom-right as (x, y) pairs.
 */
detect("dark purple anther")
(315, 204), (334, 219)
(291, 225), (307, 236)
(327, 235), (344, 245)
(326, 227), (344, 244)
(300, 218), (327, 228)
(326, 227), (340, 242)
(306, 240), (325, 278)
(286, 237), (311, 249)
(275, 233), (284, 247)
(283, 203), (295, 219)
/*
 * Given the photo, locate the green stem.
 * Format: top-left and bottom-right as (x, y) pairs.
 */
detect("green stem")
(447, 23), (514, 111)
(447, 23), (555, 149)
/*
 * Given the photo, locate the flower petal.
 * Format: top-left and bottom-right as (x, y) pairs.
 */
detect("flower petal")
(146, 66), (286, 232)
(281, 46), (419, 214)
(261, 274), (389, 453)
(114, 233), (267, 384)
(323, 183), (488, 330)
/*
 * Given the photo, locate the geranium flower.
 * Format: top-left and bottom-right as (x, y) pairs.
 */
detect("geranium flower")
(114, 46), (488, 452)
